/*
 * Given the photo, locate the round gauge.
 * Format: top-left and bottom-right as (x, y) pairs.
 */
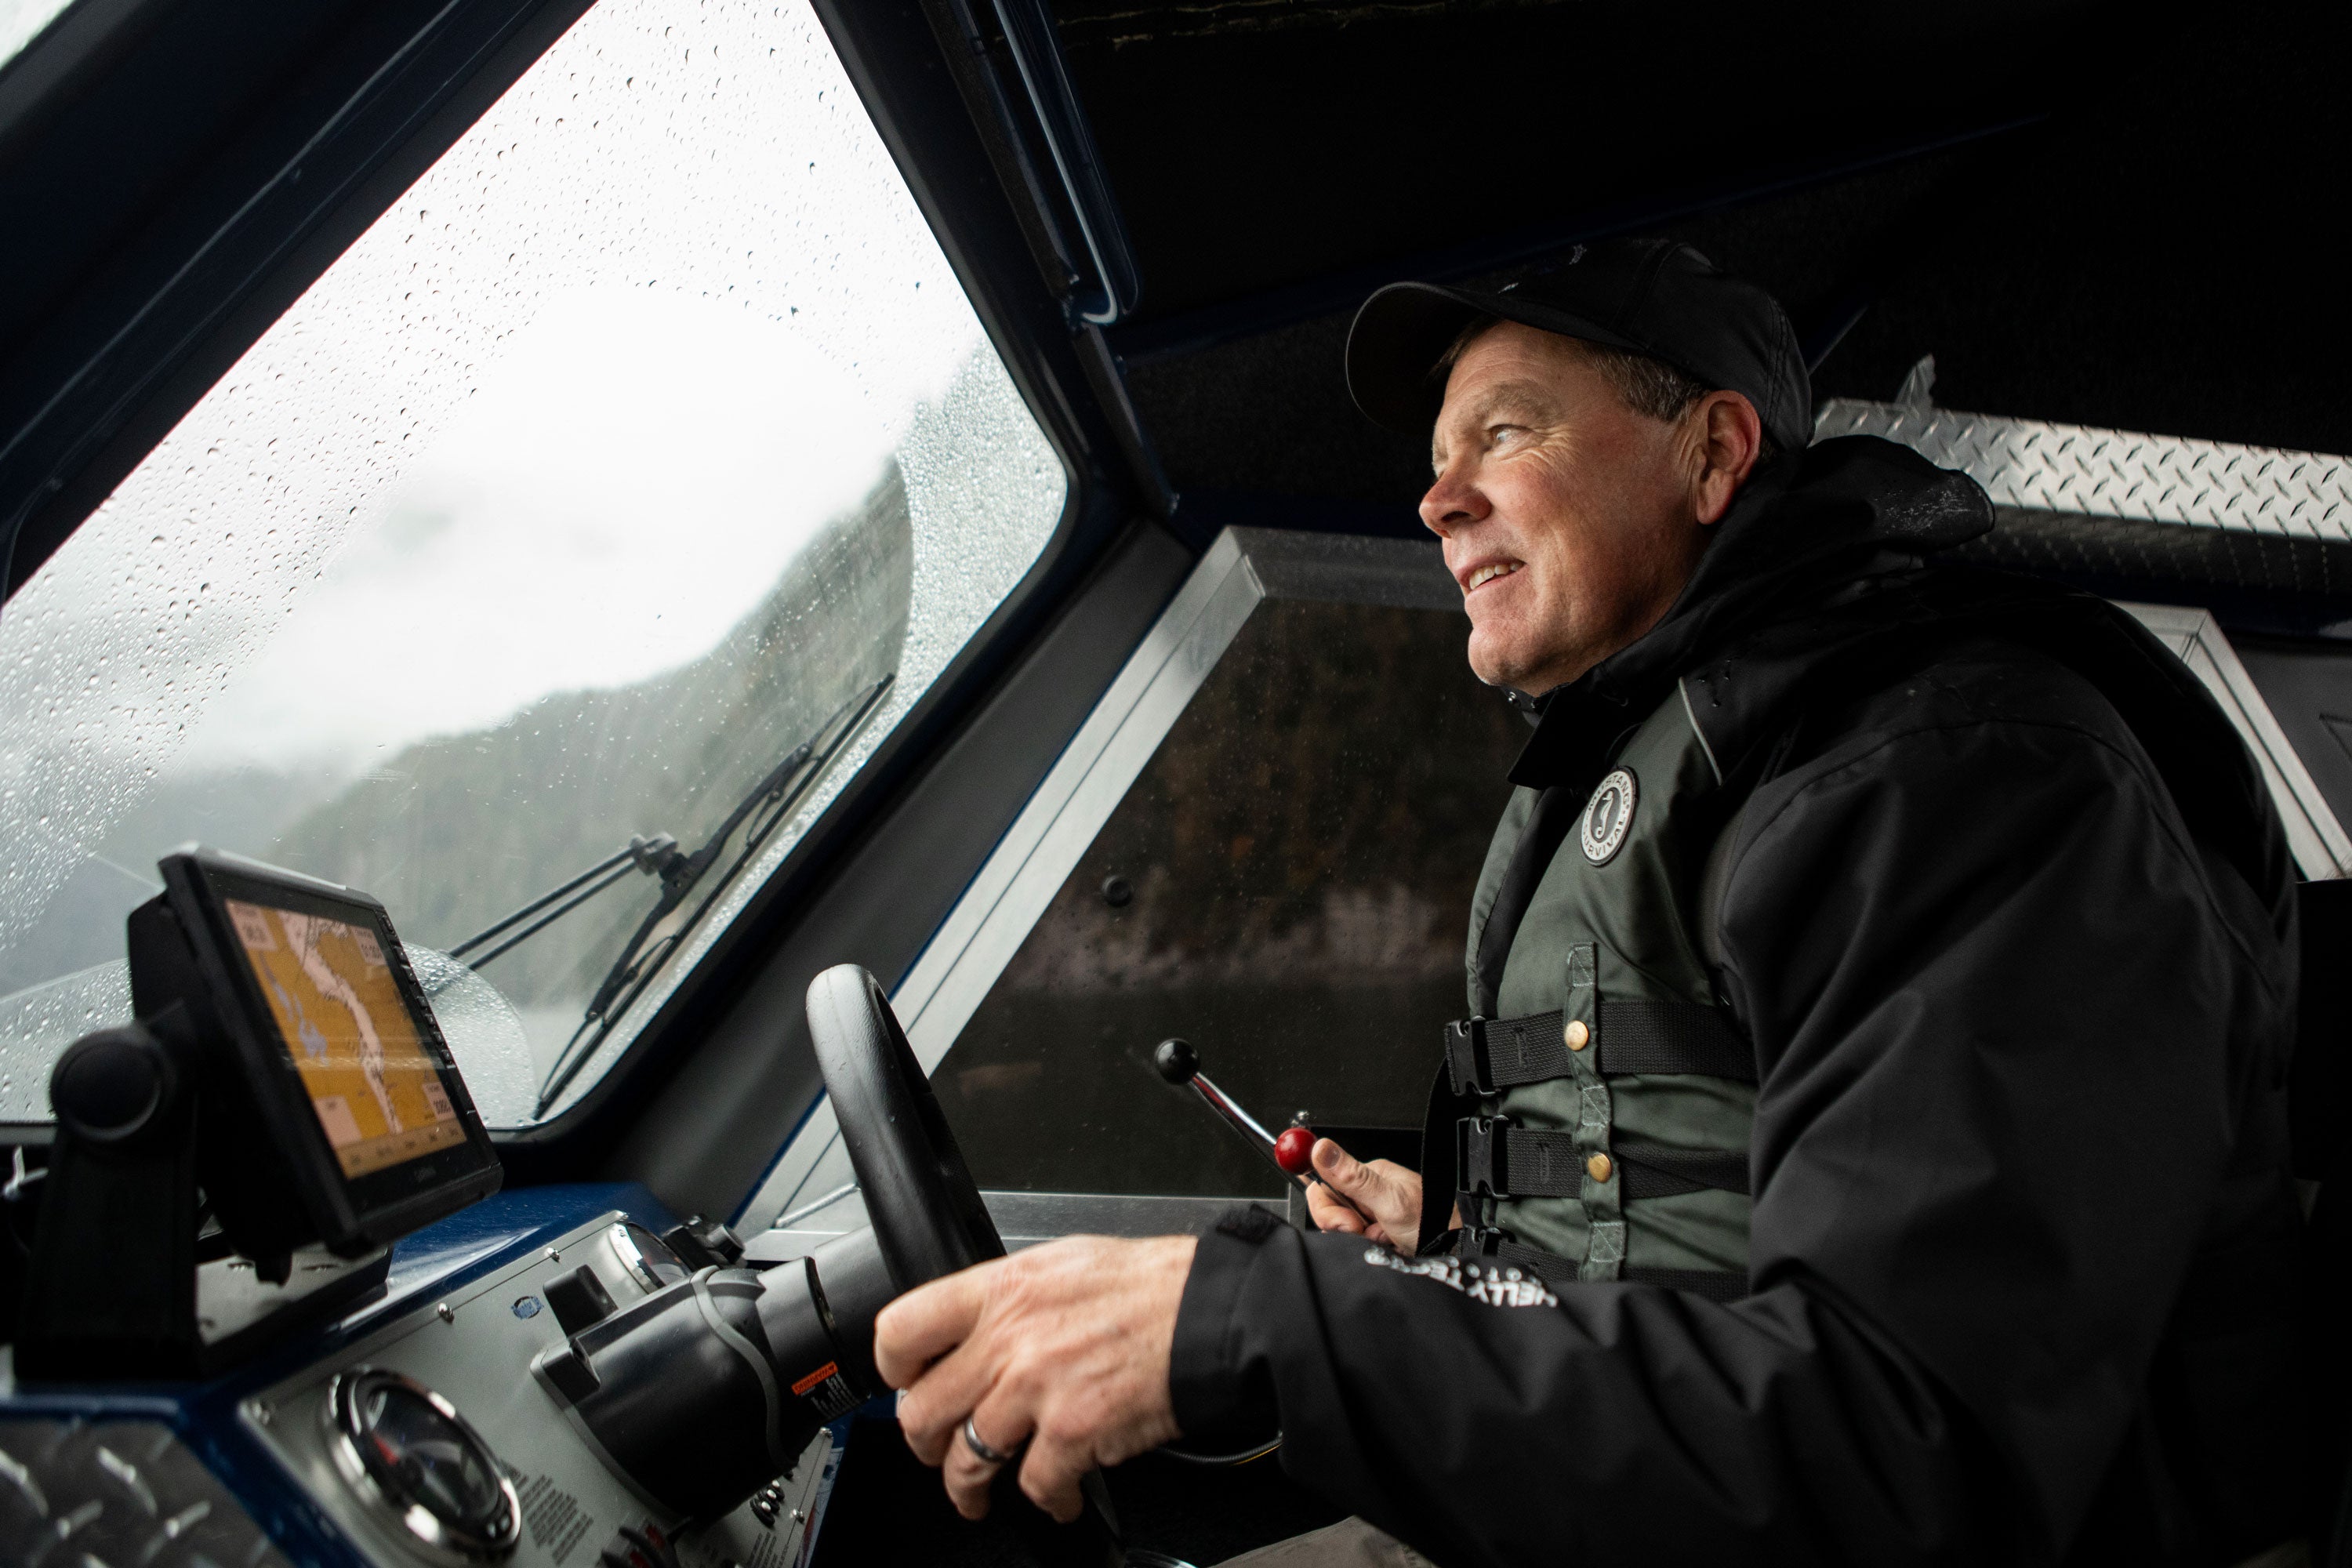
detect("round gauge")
(605, 1221), (688, 1293)
(325, 1368), (521, 1562)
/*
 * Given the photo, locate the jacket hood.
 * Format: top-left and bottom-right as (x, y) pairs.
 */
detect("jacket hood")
(1506, 435), (1991, 787)
(1592, 434), (1991, 702)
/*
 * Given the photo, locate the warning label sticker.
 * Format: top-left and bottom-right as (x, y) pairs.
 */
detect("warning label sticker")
(790, 1361), (860, 1420)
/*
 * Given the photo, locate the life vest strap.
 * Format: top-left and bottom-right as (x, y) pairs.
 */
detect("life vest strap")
(1457, 1118), (1751, 1200)
(1443, 999), (1755, 1096)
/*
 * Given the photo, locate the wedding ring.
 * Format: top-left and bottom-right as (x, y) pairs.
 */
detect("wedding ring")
(961, 1414), (1019, 1467)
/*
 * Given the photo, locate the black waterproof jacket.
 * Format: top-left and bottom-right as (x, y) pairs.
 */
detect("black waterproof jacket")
(1167, 436), (2305, 1566)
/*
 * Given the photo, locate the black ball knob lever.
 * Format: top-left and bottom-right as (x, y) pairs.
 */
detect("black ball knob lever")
(1148, 1035), (1374, 1229)
(1152, 1037), (1199, 1086)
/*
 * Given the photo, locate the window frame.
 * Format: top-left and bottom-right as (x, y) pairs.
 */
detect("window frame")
(0, 0), (1169, 1178)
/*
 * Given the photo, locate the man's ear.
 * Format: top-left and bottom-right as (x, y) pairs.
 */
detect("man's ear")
(1691, 391), (1764, 527)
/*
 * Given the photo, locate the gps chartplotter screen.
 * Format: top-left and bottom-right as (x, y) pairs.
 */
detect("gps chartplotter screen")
(224, 898), (467, 1180)
(132, 847), (500, 1254)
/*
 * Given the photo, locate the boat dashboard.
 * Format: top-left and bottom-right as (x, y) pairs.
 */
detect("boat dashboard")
(5, 1186), (823, 1568)
(0, 1180), (1323, 1568)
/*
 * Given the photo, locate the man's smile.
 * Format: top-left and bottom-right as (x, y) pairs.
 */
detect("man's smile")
(1461, 558), (1523, 594)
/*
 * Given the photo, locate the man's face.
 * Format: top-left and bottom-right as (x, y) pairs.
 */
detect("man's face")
(1421, 322), (1716, 696)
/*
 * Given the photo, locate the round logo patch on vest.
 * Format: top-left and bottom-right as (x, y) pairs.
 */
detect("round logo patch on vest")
(1580, 768), (1637, 866)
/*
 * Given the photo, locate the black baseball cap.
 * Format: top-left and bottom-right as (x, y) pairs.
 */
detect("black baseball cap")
(1345, 238), (1811, 455)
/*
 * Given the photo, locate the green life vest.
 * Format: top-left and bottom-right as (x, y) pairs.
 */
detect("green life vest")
(1437, 680), (1757, 1300)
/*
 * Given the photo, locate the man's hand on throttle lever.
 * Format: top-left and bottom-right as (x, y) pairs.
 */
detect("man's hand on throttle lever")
(877, 1235), (1194, 1523)
(1304, 1138), (1455, 1254)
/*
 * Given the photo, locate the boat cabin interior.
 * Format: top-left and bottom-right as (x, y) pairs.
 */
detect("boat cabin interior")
(0, 1), (2348, 1564)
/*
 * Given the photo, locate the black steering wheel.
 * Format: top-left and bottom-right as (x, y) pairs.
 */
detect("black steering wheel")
(803, 965), (1236, 1565)
(804, 963), (1004, 1291)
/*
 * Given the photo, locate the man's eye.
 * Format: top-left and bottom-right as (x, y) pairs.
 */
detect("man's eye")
(1488, 425), (1519, 448)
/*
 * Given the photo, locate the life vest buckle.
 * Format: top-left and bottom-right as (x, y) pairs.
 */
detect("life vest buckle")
(1457, 1222), (1510, 1259)
(1444, 1016), (1495, 1096)
(1457, 1113), (1515, 1196)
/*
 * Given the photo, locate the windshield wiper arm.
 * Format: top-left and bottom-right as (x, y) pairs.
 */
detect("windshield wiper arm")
(448, 834), (681, 971)
(532, 673), (895, 1116)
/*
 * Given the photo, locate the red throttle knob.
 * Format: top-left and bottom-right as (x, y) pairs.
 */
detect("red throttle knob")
(1273, 1126), (1315, 1174)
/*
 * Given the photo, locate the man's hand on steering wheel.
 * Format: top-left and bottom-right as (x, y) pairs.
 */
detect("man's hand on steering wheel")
(1304, 1137), (1453, 1254)
(877, 1234), (1196, 1523)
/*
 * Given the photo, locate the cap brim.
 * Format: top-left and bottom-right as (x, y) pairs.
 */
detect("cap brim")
(1345, 284), (1488, 436)
(1345, 281), (1657, 437)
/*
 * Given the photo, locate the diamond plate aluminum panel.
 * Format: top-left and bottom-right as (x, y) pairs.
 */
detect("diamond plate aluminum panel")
(1815, 399), (2352, 543)
(0, 1417), (291, 1568)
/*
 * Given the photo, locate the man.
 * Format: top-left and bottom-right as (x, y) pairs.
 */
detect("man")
(877, 240), (2306, 1566)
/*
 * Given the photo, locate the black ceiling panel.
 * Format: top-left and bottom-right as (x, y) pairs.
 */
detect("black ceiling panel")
(1055, 0), (2117, 325)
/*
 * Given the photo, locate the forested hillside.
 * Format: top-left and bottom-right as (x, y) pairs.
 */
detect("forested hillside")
(275, 463), (913, 1018)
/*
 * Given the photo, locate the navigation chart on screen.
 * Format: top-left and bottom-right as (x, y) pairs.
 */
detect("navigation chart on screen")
(228, 900), (465, 1178)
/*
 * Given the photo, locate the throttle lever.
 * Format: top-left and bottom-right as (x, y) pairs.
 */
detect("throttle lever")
(1152, 1039), (1375, 1231)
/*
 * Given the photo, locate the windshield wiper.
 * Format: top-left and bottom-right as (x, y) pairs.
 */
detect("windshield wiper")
(531, 673), (894, 1116)
(448, 834), (682, 971)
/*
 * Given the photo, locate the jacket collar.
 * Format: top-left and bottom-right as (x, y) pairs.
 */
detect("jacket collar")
(1504, 435), (1992, 789)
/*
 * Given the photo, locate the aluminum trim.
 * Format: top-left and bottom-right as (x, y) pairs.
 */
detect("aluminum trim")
(898, 539), (1267, 1065)
(2119, 603), (2352, 877)
(1814, 399), (2352, 542)
(739, 528), (1458, 1231)
(1234, 527), (1463, 610)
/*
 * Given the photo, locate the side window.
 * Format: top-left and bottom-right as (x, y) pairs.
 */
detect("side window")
(927, 532), (1524, 1197)
(0, 2), (1067, 1126)
(2236, 634), (2352, 830)
(0, 5), (71, 68)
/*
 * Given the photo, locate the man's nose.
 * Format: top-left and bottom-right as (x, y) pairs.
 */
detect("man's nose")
(1419, 461), (1489, 538)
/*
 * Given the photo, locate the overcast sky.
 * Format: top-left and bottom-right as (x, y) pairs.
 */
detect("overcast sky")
(176, 288), (927, 771)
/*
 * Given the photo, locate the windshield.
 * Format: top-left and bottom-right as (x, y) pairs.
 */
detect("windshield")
(0, 1), (1066, 1125)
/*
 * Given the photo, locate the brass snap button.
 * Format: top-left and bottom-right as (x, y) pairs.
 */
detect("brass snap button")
(1585, 1152), (1613, 1182)
(1564, 1019), (1590, 1051)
